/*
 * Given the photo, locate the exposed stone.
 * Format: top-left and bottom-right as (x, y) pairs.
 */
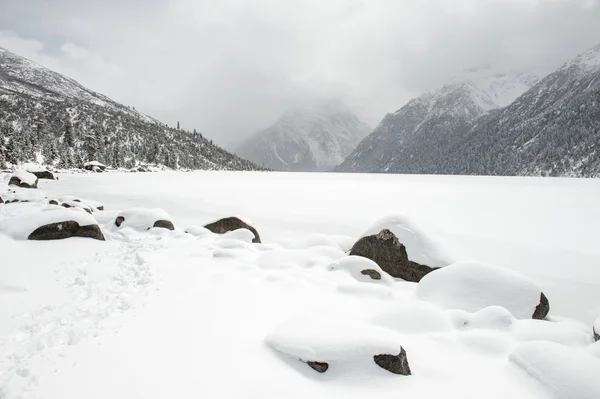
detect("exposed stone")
(350, 229), (436, 282)
(49, 199), (59, 205)
(97, 206), (104, 211)
(28, 221), (105, 241)
(373, 347), (411, 375)
(204, 217), (261, 243)
(360, 269), (382, 280)
(30, 170), (55, 180)
(152, 220), (175, 230)
(532, 292), (550, 320)
(115, 216), (125, 227)
(307, 361), (329, 373)
(8, 176), (38, 189)
(594, 327), (599, 342)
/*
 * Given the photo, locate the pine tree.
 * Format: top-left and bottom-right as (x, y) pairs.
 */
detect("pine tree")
(64, 114), (75, 148)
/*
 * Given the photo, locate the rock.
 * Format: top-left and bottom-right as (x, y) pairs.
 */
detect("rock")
(28, 221), (105, 241)
(204, 217), (261, 243)
(115, 216), (125, 227)
(306, 361), (329, 373)
(83, 161), (107, 172)
(349, 229), (436, 282)
(373, 347), (411, 375)
(61, 202), (93, 214)
(49, 200), (59, 205)
(29, 170), (55, 180)
(594, 328), (599, 342)
(532, 293), (550, 320)
(361, 269), (382, 280)
(152, 220), (175, 230)
(594, 317), (600, 342)
(0, 196), (3, 204)
(8, 175), (38, 189)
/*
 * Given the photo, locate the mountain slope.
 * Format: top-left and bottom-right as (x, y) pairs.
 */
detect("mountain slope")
(438, 43), (600, 177)
(337, 70), (538, 173)
(0, 46), (262, 171)
(237, 102), (371, 171)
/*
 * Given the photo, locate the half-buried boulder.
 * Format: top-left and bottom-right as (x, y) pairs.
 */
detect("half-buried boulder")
(204, 217), (261, 243)
(8, 170), (39, 189)
(374, 347), (411, 375)
(83, 161), (107, 172)
(26, 167), (55, 180)
(328, 255), (394, 284)
(594, 316), (600, 342)
(416, 261), (550, 320)
(0, 207), (104, 241)
(349, 229), (436, 282)
(29, 221), (105, 241)
(114, 208), (175, 231)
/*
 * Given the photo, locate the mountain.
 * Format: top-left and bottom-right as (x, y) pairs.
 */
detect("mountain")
(337, 69), (539, 173)
(236, 101), (371, 171)
(0, 46), (262, 171)
(432, 43), (600, 177)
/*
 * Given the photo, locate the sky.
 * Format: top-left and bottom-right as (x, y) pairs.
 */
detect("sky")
(1, 0), (600, 149)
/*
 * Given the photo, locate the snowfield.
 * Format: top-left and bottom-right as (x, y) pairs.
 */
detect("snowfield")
(1, 171), (600, 399)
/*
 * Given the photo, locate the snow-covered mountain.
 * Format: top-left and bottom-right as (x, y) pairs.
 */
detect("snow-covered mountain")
(0, 46), (262, 171)
(436, 42), (600, 177)
(337, 69), (539, 173)
(236, 101), (371, 171)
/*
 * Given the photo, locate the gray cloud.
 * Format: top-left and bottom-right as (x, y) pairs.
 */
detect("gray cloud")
(1, 0), (600, 148)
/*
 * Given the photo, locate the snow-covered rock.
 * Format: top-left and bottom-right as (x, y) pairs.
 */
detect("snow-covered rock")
(114, 208), (174, 231)
(7, 170), (39, 188)
(83, 161), (107, 173)
(204, 216), (261, 243)
(416, 261), (549, 319)
(359, 215), (457, 268)
(510, 341), (600, 399)
(237, 101), (371, 172)
(328, 256), (394, 284)
(594, 316), (600, 341)
(0, 206), (103, 240)
(265, 314), (410, 375)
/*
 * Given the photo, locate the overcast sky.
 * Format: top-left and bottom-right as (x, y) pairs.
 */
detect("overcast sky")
(1, 0), (600, 148)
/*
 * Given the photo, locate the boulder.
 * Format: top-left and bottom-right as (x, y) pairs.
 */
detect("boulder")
(8, 171), (39, 189)
(594, 316), (600, 342)
(61, 201), (93, 214)
(349, 229), (436, 282)
(153, 220), (175, 230)
(374, 347), (411, 375)
(416, 261), (550, 320)
(49, 199), (59, 205)
(83, 161), (107, 172)
(0, 196), (3, 204)
(28, 221), (105, 241)
(204, 217), (261, 243)
(306, 361), (328, 373)
(29, 170), (55, 180)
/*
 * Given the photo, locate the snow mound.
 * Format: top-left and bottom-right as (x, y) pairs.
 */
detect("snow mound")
(369, 301), (454, 334)
(360, 214), (457, 267)
(0, 206), (97, 239)
(59, 195), (104, 211)
(255, 246), (345, 270)
(114, 208), (173, 231)
(510, 341), (600, 399)
(1, 188), (48, 204)
(468, 306), (516, 330)
(328, 256), (394, 284)
(220, 228), (255, 243)
(291, 234), (343, 250)
(588, 341), (600, 358)
(415, 261), (544, 319)
(8, 170), (38, 187)
(265, 314), (403, 364)
(184, 225), (214, 237)
(594, 316), (600, 338)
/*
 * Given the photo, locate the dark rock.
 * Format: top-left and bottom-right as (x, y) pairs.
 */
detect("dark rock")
(0, 196), (3, 204)
(350, 229), (436, 282)
(97, 206), (104, 211)
(594, 326), (599, 342)
(83, 162), (107, 172)
(532, 292), (550, 320)
(115, 216), (125, 227)
(28, 221), (105, 241)
(373, 347), (411, 375)
(361, 269), (382, 280)
(49, 200), (59, 205)
(8, 176), (38, 189)
(152, 220), (175, 230)
(204, 217), (261, 243)
(30, 170), (55, 180)
(73, 199), (81, 202)
(307, 361), (329, 373)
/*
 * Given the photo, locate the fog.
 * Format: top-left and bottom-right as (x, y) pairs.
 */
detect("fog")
(1, 0), (600, 148)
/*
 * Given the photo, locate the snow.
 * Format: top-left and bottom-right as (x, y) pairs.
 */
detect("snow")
(113, 208), (172, 231)
(415, 261), (543, 319)
(328, 256), (394, 284)
(510, 341), (600, 399)
(359, 214), (457, 267)
(0, 205), (97, 239)
(83, 161), (106, 168)
(1, 171), (600, 399)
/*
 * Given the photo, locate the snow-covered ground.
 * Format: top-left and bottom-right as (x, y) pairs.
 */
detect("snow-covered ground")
(1, 171), (600, 399)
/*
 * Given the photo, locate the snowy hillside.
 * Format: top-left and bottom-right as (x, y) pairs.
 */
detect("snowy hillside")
(1, 171), (600, 399)
(337, 70), (538, 173)
(237, 101), (371, 171)
(0, 46), (262, 171)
